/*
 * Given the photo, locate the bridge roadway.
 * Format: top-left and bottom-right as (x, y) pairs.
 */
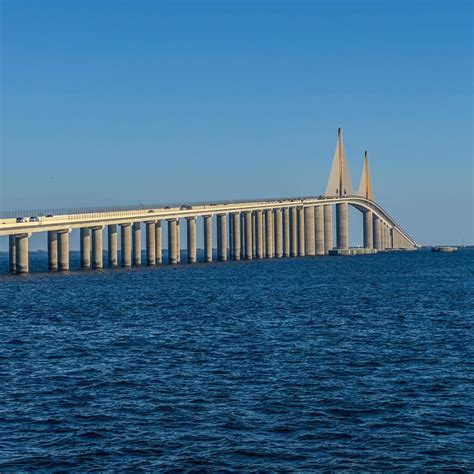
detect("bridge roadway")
(1, 195), (418, 273)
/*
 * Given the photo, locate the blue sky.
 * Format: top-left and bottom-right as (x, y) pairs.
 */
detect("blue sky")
(1, 0), (472, 247)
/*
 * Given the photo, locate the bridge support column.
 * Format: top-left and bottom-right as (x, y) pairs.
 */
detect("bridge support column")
(282, 208), (290, 257)
(373, 216), (382, 250)
(382, 224), (387, 250)
(203, 215), (213, 262)
(265, 209), (274, 258)
(132, 222), (141, 266)
(145, 221), (156, 265)
(121, 224), (132, 267)
(232, 212), (241, 261)
(47, 231), (58, 271)
(388, 227), (393, 249)
(396, 229), (403, 249)
(57, 230), (70, 271)
(9, 235), (16, 273)
(167, 219), (177, 264)
(240, 213), (245, 259)
(363, 211), (373, 249)
(16, 234), (29, 274)
(252, 213), (256, 258)
(108, 225), (118, 267)
(255, 210), (263, 259)
(290, 207), (298, 257)
(297, 207), (305, 256)
(324, 205), (333, 254)
(304, 206), (315, 256)
(227, 214), (234, 260)
(228, 214), (234, 259)
(176, 220), (181, 263)
(91, 227), (103, 269)
(336, 203), (349, 249)
(80, 228), (91, 268)
(274, 208), (283, 258)
(244, 211), (253, 260)
(155, 221), (162, 264)
(217, 214), (227, 261)
(187, 217), (197, 263)
(262, 212), (266, 257)
(315, 206), (325, 256)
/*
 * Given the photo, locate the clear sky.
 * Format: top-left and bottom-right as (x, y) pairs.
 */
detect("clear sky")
(1, 0), (472, 247)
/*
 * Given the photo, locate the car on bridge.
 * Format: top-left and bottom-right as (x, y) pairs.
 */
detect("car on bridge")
(16, 217), (27, 223)
(29, 217), (40, 222)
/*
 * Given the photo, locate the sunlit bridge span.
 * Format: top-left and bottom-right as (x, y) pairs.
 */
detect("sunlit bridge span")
(1, 129), (417, 273)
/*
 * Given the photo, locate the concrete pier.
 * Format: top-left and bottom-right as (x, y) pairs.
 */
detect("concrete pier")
(324, 205), (333, 254)
(217, 214), (227, 261)
(167, 219), (177, 264)
(274, 208), (283, 258)
(91, 227), (103, 269)
(132, 222), (141, 266)
(155, 221), (162, 264)
(145, 221), (156, 265)
(57, 230), (69, 271)
(252, 213), (256, 258)
(176, 220), (181, 263)
(297, 207), (305, 256)
(108, 224), (118, 267)
(373, 216), (382, 250)
(336, 203), (349, 249)
(203, 215), (213, 262)
(47, 231), (58, 271)
(232, 212), (241, 261)
(121, 224), (132, 267)
(186, 217), (197, 263)
(262, 212), (266, 257)
(228, 214), (234, 259)
(16, 234), (29, 273)
(363, 211), (374, 249)
(244, 211), (253, 260)
(240, 213), (245, 259)
(9, 235), (16, 272)
(80, 228), (91, 268)
(290, 207), (298, 257)
(265, 209), (274, 258)
(255, 210), (263, 259)
(315, 206), (325, 256)
(304, 206), (315, 256)
(282, 208), (290, 257)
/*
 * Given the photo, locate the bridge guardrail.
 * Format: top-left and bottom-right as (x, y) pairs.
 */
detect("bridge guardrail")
(0, 196), (315, 219)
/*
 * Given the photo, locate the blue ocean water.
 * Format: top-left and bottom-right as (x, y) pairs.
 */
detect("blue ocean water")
(0, 249), (473, 471)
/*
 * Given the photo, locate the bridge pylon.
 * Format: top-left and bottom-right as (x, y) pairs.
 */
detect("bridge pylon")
(325, 128), (352, 197)
(358, 150), (374, 201)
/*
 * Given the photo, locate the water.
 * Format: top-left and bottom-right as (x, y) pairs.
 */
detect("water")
(1, 250), (473, 470)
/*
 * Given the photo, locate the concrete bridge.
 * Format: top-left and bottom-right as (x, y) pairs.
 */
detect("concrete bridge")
(0, 129), (418, 273)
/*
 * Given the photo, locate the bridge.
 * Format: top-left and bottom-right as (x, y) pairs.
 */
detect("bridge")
(1, 129), (418, 273)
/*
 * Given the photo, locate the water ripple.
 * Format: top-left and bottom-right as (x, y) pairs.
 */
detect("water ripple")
(0, 250), (473, 470)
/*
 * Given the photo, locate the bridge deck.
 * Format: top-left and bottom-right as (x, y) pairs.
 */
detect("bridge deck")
(0, 195), (417, 247)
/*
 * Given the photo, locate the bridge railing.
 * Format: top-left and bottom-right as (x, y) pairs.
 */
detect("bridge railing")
(0, 196), (316, 219)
